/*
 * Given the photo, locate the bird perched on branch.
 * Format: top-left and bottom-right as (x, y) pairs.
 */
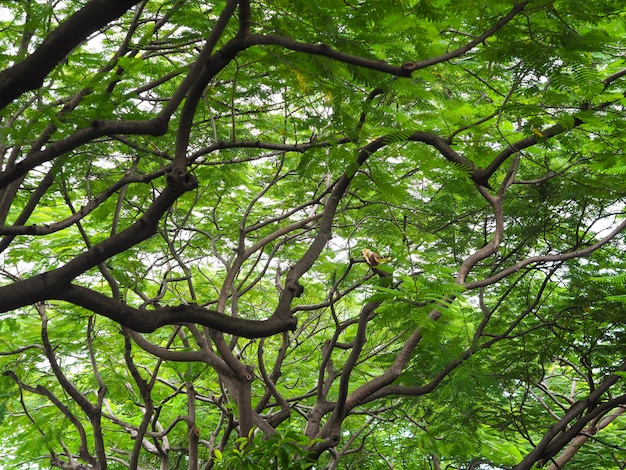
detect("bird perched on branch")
(361, 248), (389, 268)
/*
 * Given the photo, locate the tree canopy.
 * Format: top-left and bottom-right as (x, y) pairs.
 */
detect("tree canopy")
(1, 0), (626, 468)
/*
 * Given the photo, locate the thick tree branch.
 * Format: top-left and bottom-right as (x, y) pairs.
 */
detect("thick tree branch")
(406, 131), (487, 185)
(173, 0), (241, 173)
(0, 0), (143, 110)
(245, 34), (411, 76)
(189, 137), (351, 163)
(244, 2), (529, 77)
(237, 0), (251, 37)
(0, 173), (197, 311)
(513, 360), (626, 470)
(55, 284), (297, 338)
(0, 118), (169, 190)
(546, 406), (626, 470)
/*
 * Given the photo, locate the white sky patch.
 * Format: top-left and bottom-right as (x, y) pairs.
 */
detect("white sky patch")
(83, 30), (107, 53)
(0, 6), (13, 21)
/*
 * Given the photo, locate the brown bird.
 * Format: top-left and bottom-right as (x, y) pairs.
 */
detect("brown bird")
(361, 248), (388, 267)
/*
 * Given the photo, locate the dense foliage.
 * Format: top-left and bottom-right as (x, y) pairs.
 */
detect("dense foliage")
(1, 0), (626, 468)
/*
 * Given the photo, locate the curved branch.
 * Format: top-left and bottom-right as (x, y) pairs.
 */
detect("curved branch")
(481, 120), (579, 183)
(255, 336), (291, 429)
(189, 137), (350, 163)
(401, 1), (530, 72)
(406, 131), (487, 184)
(331, 295), (386, 424)
(465, 218), (626, 289)
(603, 68), (626, 88)
(0, 344), (44, 355)
(0, 0), (143, 109)
(126, 328), (233, 378)
(0, 173), (197, 311)
(173, 0), (240, 172)
(3, 370), (96, 466)
(0, 118), (169, 190)
(244, 2), (529, 77)
(546, 406), (626, 470)
(244, 33), (410, 76)
(481, 92), (623, 184)
(55, 284), (297, 338)
(513, 360), (626, 470)
(0, 169), (167, 236)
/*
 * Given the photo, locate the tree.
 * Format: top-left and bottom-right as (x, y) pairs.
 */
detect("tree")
(1, 0), (626, 468)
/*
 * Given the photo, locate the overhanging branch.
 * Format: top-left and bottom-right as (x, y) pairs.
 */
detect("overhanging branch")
(0, 173), (197, 312)
(0, 0), (143, 110)
(55, 284), (297, 338)
(464, 218), (626, 289)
